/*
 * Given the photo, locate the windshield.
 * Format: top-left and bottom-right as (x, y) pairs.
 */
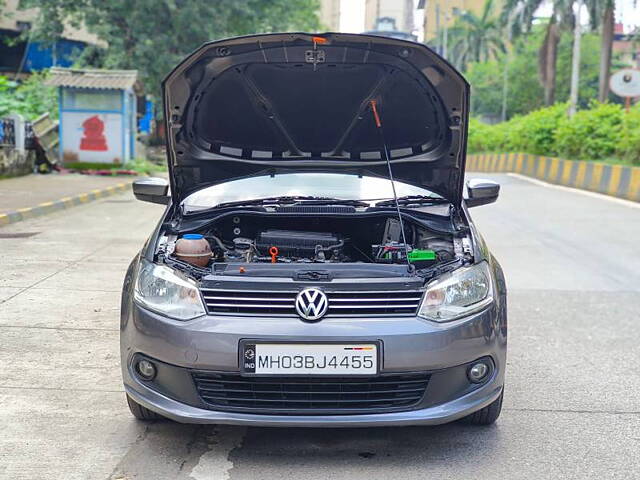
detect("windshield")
(182, 173), (443, 212)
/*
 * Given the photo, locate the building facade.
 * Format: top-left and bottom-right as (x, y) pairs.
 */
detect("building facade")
(612, 23), (640, 68)
(0, 0), (102, 76)
(364, 0), (415, 34)
(318, 0), (341, 31)
(419, 0), (489, 42)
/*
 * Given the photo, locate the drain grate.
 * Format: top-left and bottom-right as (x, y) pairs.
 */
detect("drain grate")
(0, 232), (40, 239)
(104, 199), (134, 204)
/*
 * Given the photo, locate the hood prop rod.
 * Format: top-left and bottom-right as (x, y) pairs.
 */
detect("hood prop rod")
(369, 100), (413, 274)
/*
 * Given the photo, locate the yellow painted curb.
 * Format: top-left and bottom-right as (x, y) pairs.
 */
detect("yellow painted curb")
(590, 163), (604, 191)
(467, 152), (639, 203)
(549, 158), (560, 180)
(1, 180), (134, 227)
(608, 165), (623, 196)
(628, 169), (640, 200)
(575, 162), (588, 188)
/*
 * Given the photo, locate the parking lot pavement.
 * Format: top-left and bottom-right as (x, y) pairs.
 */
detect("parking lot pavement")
(1, 174), (639, 480)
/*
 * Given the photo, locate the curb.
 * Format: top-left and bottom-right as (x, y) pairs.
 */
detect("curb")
(466, 153), (640, 203)
(0, 182), (132, 227)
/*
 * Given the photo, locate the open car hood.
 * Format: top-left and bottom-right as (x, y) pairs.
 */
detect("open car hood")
(163, 33), (470, 205)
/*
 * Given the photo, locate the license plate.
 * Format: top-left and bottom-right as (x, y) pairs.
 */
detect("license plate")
(241, 343), (379, 375)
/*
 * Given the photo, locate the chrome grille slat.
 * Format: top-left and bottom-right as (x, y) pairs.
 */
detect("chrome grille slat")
(200, 288), (423, 294)
(329, 303), (419, 309)
(330, 298), (423, 302)
(203, 296), (292, 301)
(206, 303), (293, 309)
(201, 287), (423, 317)
(203, 312), (413, 318)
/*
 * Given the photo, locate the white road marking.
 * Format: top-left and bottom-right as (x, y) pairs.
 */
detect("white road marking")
(189, 426), (247, 480)
(506, 172), (640, 209)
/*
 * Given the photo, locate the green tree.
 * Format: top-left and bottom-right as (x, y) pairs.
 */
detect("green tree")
(18, 0), (321, 98)
(0, 72), (58, 120)
(466, 29), (604, 119)
(502, 0), (576, 105)
(556, 32), (601, 108)
(446, 0), (506, 71)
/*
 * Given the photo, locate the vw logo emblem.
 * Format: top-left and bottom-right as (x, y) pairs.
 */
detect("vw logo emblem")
(295, 288), (329, 322)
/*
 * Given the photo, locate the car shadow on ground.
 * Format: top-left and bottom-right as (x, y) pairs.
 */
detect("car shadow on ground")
(233, 422), (501, 459)
(183, 422), (503, 478)
(113, 415), (504, 479)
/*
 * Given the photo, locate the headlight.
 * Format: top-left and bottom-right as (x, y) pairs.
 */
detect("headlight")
(417, 261), (493, 322)
(133, 259), (205, 320)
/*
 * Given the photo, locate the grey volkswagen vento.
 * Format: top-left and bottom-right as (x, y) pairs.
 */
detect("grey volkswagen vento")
(121, 32), (507, 427)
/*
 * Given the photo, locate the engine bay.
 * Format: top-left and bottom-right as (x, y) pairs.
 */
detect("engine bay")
(156, 211), (473, 278)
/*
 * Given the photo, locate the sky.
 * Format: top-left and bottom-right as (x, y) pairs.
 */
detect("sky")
(604, 0), (640, 31)
(540, 0), (640, 31)
(338, 0), (640, 36)
(339, 0), (365, 33)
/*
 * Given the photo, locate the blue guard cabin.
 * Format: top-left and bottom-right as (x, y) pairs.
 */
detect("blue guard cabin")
(45, 68), (140, 165)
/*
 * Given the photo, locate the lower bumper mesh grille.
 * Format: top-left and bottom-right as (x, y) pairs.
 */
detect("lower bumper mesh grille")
(191, 371), (430, 414)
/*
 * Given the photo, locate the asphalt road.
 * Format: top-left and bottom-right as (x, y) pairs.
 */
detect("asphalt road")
(1, 173), (639, 480)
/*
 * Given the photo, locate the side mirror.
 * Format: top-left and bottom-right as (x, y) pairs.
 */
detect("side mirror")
(465, 179), (500, 208)
(133, 177), (170, 205)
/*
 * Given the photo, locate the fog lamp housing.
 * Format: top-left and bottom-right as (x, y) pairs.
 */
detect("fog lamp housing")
(136, 359), (157, 380)
(467, 360), (491, 383)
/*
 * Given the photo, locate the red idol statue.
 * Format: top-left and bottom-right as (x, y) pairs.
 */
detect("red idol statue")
(79, 115), (108, 151)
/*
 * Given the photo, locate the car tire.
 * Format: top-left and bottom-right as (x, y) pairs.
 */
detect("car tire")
(126, 394), (163, 421)
(463, 391), (503, 425)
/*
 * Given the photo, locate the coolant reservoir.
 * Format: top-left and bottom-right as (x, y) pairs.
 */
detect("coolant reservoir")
(175, 234), (212, 267)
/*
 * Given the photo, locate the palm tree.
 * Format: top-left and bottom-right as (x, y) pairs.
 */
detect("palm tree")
(568, 0), (584, 117)
(446, 0), (506, 71)
(586, 0), (615, 102)
(502, 0), (576, 105)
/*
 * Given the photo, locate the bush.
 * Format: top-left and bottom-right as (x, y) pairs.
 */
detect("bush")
(554, 102), (624, 160)
(64, 158), (166, 175)
(467, 102), (635, 164)
(508, 103), (568, 155)
(467, 118), (494, 152)
(468, 104), (567, 155)
(615, 106), (640, 165)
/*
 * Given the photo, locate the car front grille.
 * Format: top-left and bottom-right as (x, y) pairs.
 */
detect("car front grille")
(191, 371), (430, 414)
(200, 288), (424, 317)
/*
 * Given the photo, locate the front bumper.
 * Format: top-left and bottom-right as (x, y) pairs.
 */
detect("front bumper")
(120, 300), (507, 426)
(125, 379), (503, 427)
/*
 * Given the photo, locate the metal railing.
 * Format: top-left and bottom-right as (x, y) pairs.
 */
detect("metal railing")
(0, 117), (16, 147)
(0, 113), (31, 153)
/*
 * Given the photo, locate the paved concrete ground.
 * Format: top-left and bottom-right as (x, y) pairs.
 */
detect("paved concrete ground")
(0, 173), (136, 213)
(1, 173), (639, 479)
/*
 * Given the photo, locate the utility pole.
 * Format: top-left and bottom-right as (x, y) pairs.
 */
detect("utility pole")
(501, 8), (521, 122)
(442, 16), (449, 59)
(435, 4), (441, 54)
(568, 0), (583, 118)
(501, 59), (509, 122)
(443, 9), (451, 60)
(501, 33), (512, 122)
